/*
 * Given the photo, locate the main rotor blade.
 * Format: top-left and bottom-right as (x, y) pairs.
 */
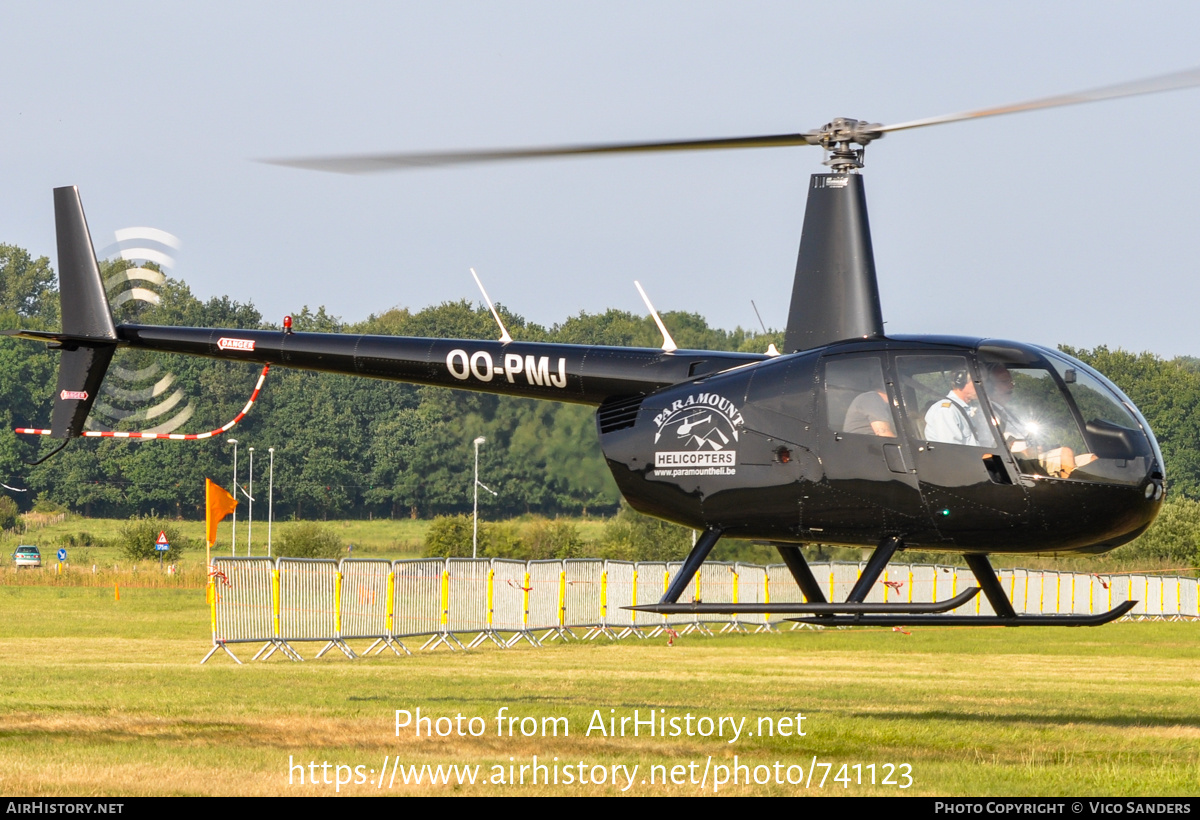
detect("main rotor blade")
(265, 65), (1200, 174)
(262, 132), (813, 174)
(878, 65), (1200, 134)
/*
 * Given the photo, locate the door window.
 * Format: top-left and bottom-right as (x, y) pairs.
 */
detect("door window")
(896, 355), (997, 448)
(824, 357), (896, 438)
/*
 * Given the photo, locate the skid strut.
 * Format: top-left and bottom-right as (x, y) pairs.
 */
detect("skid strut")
(790, 553), (1138, 627)
(640, 532), (979, 617)
(775, 546), (827, 604)
(660, 528), (723, 604)
(636, 536), (1133, 626)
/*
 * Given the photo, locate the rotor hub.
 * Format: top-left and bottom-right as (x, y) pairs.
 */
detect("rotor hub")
(803, 118), (884, 172)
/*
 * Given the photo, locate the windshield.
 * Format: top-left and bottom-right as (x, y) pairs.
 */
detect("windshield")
(978, 349), (1151, 485)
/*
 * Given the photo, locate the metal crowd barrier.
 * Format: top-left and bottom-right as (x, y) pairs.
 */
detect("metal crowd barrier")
(737, 563), (769, 632)
(636, 562), (668, 635)
(564, 559), (603, 637)
(447, 558), (491, 648)
(203, 557), (275, 664)
(341, 559), (406, 656)
(202, 556), (1200, 662)
(394, 559), (443, 642)
(603, 561), (639, 638)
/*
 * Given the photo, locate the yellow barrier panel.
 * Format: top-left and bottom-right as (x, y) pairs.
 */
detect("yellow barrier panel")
(763, 571), (770, 623)
(523, 571), (531, 628)
(209, 580), (217, 636)
(334, 572), (343, 634)
(441, 569), (450, 626)
(558, 569), (567, 628)
(271, 569), (281, 638)
(487, 567), (495, 628)
(386, 571), (395, 633)
(631, 567), (637, 624)
(600, 570), (608, 621)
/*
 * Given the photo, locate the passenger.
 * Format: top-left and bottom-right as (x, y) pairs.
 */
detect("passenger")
(924, 370), (985, 446)
(843, 390), (896, 437)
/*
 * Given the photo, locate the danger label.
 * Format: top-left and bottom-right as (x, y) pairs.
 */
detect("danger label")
(218, 337), (256, 351)
(60, 390), (88, 400)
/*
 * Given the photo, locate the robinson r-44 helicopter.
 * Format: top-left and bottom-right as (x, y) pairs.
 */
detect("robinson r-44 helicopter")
(11, 68), (1199, 627)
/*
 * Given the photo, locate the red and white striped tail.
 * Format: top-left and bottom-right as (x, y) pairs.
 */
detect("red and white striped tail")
(16, 365), (269, 440)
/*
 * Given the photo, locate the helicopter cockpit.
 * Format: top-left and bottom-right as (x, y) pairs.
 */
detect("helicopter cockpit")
(895, 343), (1162, 491)
(815, 339), (1162, 553)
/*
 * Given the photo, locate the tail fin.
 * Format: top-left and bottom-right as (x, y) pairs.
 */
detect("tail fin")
(48, 186), (118, 438)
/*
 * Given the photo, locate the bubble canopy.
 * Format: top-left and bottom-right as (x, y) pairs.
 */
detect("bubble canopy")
(974, 343), (1162, 489)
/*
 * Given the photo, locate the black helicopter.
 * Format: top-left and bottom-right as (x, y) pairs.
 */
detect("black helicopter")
(11, 68), (1198, 627)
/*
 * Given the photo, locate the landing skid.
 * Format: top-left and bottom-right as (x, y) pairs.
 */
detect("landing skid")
(628, 587), (980, 616)
(654, 532), (1136, 629)
(789, 600), (1137, 627)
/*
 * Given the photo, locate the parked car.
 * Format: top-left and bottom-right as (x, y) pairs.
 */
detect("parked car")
(12, 545), (41, 568)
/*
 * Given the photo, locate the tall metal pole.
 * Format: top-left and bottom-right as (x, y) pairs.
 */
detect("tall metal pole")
(229, 438), (238, 556)
(267, 447), (275, 558)
(472, 436), (485, 559)
(247, 447), (254, 556)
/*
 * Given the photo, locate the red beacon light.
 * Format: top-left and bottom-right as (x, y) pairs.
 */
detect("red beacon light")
(283, 315), (293, 334)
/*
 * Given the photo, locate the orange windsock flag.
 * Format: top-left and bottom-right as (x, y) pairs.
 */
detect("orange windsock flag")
(205, 478), (238, 545)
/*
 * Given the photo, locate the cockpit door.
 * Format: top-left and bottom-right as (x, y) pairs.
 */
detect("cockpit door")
(893, 352), (1030, 547)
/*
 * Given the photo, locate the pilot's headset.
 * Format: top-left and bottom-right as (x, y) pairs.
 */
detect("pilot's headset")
(950, 368), (971, 390)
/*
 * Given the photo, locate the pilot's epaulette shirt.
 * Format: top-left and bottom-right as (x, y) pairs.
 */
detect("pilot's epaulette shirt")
(924, 392), (983, 446)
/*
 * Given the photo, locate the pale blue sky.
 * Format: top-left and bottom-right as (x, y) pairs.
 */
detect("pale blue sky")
(3, 1), (1199, 356)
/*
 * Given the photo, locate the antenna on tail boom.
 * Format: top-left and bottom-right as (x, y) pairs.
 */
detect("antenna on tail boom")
(634, 281), (677, 353)
(470, 268), (512, 344)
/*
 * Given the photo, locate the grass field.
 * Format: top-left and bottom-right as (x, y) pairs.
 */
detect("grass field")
(0, 584), (1197, 796)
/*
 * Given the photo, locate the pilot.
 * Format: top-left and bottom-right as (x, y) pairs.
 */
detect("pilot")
(844, 390), (896, 437)
(983, 362), (1090, 477)
(924, 369), (985, 446)
(983, 363), (1031, 453)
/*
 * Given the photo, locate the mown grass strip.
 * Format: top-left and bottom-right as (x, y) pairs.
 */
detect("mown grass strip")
(0, 586), (1196, 796)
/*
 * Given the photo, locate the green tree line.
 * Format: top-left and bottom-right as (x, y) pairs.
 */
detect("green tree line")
(3, 242), (1200, 539)
(0, 244), (778, 521)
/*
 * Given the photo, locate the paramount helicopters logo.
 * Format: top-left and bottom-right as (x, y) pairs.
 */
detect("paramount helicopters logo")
(652, 392), (744, 477)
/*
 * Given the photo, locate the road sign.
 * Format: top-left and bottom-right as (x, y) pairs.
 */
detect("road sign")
(155, 530), (170, 552)
(57, 548), (66, 562)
